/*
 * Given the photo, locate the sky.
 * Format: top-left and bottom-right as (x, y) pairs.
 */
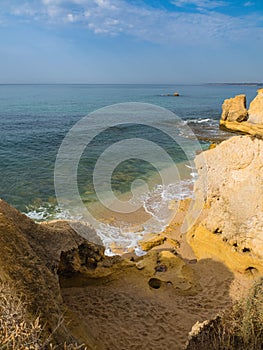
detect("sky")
(0, 0), (263, 83)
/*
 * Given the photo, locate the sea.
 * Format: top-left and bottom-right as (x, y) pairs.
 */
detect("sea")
(0, 84), (259, 254)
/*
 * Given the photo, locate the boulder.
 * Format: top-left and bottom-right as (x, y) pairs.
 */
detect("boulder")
(221, 94), (248, 122)
(219, 90), (263, 136)
(248, 88), (263, 124)
(189, 136), (263, 266)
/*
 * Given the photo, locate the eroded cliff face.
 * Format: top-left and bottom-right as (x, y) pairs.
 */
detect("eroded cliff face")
(0, 199), (106, 347)
(187, 135), (263, 274)
(220, 88), (263, 136)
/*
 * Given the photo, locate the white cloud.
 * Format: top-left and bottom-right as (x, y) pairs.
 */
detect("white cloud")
(244, 1), (254, 7)
(94, 0), (116, 9)
(3, 0), (263, 47)
(172, 0), (226, 9)
(66, 13), (75, 22)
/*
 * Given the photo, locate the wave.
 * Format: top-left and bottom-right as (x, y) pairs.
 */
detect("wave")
(25, 177), (195, 256)
(25, 204), (82, 222)
(186, 117), (216, 124)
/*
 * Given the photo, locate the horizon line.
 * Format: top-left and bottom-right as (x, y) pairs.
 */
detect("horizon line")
(0, 82), (262, 86)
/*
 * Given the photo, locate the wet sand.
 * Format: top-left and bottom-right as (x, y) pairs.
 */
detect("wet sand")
(87, 161), (193, 227)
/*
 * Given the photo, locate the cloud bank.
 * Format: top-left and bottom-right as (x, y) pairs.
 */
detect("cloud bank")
(1, 0), (263, 47)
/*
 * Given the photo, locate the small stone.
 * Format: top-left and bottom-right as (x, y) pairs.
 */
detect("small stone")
(155, 264), (167, 272)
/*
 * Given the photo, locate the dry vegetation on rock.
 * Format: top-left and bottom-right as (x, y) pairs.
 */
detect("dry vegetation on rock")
(0, 282), (87, 350)
(186, 278), (263, 350)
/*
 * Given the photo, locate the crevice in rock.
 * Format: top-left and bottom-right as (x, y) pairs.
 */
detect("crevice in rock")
(242, 247), (250, 253)
(213, 228), (222, 234)
(245, 266), (258, 275)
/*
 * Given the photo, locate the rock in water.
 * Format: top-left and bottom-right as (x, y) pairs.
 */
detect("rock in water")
(248, 88), (263, 124)
(219, 90), (263, 136)
(221, 94), (248, 122)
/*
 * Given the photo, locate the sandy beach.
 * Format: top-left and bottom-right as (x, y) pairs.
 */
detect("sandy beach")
(59, 198), (254, 350)
(61, 258), (234, 350)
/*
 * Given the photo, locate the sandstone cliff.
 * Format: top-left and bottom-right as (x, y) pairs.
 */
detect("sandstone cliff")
(187, 135), (263, 274)
(248, 88), (263, 124)
(220, 88), (263, 136)
(0, 199), (106, 347)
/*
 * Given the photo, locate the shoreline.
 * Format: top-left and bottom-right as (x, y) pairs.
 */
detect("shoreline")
(81, 160), (195, 255)
(88, 160), (194, 225)
(1, 133), (262, 349)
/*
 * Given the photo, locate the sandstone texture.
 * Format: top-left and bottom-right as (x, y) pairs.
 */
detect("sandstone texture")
(220, 89), (263, 136)
(221, 94), (248, 122)
(248, 88), (263, 124)
(138, 233), (166, 251)
(189, 135), (263, 270)
(0, 199), (106, 347)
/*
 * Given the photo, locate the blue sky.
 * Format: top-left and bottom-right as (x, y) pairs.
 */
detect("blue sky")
(0, 0), (263, 83)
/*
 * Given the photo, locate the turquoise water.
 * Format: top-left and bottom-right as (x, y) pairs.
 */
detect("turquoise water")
(0, 84), (259, 217)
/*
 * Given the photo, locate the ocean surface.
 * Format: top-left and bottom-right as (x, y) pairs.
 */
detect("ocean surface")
(0, 84), (259, 253)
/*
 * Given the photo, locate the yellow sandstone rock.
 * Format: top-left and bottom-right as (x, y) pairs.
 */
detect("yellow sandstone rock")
(248, 88), (263, 124)
(138, 233), (166, 251)
(220, 89), (263, 136)
(221, 94), (248, 122)
(187, 225), (263, 275)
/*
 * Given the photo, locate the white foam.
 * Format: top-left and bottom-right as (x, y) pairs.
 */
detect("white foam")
(25, 204), (83, 222)
(25, 178), (195, 256)
(187, 118), (214, 124)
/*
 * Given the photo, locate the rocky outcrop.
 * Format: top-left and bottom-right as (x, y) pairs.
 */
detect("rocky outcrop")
(248, 88), (263, 124)
(187, 135), (263, 274)
(220, 89), (263, 136)
(221, 94), (248, 122)
(1, 198), (218, 349)
(220, 119), (263, 136)
(139, 233), (167, 251)
(184, 317), (221, 350)
(0, 199), (107, 347)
